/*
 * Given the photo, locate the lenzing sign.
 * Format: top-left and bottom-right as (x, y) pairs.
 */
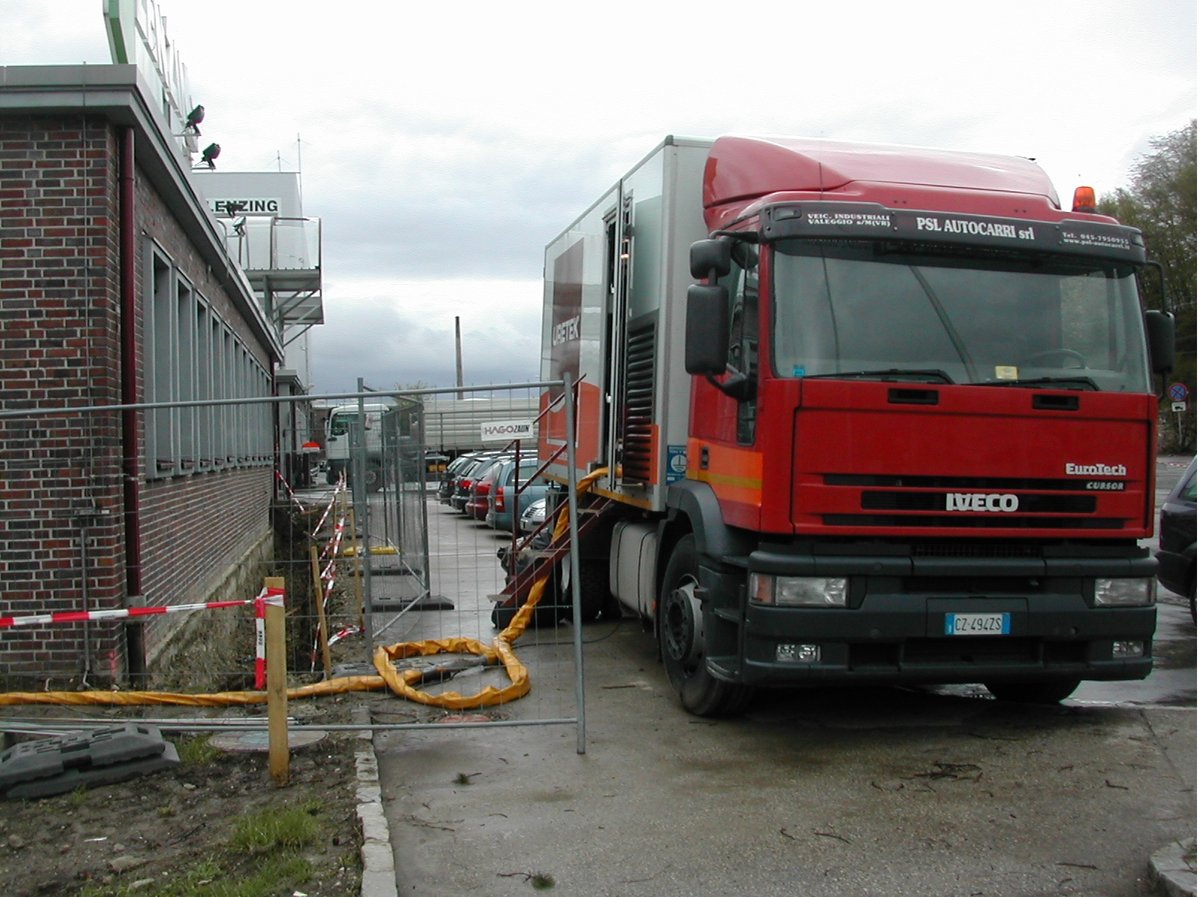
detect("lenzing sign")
(481, 420), (534, 442)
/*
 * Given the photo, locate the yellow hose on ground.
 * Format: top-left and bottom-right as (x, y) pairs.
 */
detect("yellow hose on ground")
(0, 469), (604, 710)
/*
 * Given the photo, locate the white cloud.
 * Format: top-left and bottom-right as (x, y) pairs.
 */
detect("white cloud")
(2, 0), (1195, 392)
(311, 279), (543, 392)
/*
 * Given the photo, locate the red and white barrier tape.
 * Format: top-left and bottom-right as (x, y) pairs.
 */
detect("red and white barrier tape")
(1, 598), (253, 629)
(308, 481), (344, 540)
(319, 516), (347, 565)
(274, 469), (308, 515)
(253, 586), (287, 689)
(328, 625), (362, 647)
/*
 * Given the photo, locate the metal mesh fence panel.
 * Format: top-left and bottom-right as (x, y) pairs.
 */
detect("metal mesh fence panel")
(1, 382), (586, 749)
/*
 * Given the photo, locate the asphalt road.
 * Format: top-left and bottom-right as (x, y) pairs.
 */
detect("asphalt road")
(369, 457), (1196, 897)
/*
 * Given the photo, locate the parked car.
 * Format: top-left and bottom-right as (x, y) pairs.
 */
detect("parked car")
(520, 497), (547, 534)
(1157, 456), (1196, 622)
(465, 455), (512, 521)
(451, 453), (509, 513)
(485, 456), (550, 532)
(438, 452), (488, 504)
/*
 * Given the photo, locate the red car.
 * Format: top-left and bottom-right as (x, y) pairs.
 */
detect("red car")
(463, 456), (510, 520)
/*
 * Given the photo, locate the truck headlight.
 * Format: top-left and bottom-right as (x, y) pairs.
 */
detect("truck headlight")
(750, 573), (848, 607)
(1094, 577), (1156, 607)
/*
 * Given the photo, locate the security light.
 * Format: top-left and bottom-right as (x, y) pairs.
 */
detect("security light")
(199, 143), (220, 169)
(185, 104), (205, 134)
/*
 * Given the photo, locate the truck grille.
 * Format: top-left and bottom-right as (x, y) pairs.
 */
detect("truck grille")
(823, 514), (1123, 530)
(821, 474), (1125, 530)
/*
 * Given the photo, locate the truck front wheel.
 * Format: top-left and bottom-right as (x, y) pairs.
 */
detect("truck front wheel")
(658, 535), (753, 716)
(362, 463), (384, 493)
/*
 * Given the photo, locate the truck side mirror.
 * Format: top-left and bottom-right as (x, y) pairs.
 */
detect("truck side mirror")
(1145, 310), (1175, 374)
(685, 284), (730, 375)
(689, 239), (731, 280)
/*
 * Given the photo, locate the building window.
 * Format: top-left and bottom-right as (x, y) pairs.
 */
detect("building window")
(221, 325), (234, 464)
(146, 245), (175, 475)
(177, 275), (196, 470)
(196, 300), (212, 469)
(143, 238), (273, 477)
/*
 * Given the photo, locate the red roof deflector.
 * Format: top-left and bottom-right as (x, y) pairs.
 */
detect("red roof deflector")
(702, 136), (1062, 230)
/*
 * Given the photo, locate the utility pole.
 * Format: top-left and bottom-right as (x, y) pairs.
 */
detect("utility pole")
(455, 316), (464, 400)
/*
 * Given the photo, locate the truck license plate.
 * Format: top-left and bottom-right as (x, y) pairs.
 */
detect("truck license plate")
(944, 612), (1010, 636)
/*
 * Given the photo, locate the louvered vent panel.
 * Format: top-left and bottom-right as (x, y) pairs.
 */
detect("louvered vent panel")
(620, 321), (656, 483)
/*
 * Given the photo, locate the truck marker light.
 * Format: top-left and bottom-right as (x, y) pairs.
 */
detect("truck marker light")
(1112, 641), (1145, 659)
(1072, 186), (1097, 213)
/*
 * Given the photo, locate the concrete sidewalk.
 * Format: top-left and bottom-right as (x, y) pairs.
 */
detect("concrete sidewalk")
(342, 492), (1196, 897)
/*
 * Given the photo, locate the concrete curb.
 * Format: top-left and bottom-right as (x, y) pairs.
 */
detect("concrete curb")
(353, 707), (397, 897)
(1150, 838), (1197, 897)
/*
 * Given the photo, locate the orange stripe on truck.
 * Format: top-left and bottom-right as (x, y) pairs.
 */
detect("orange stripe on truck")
(687, 440), (763, 506)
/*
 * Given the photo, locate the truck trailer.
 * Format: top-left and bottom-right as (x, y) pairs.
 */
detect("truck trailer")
(537, 135), (1175, 716)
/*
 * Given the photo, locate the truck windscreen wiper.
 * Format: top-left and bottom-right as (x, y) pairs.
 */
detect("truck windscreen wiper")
(803, 368), (954, 384)
(973, 376), (1098, 391)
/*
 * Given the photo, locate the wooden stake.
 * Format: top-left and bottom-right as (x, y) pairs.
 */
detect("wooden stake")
(264, 576), (289, 786)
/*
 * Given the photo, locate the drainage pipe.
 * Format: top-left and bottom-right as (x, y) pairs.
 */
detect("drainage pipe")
(118, 126), (146, 684)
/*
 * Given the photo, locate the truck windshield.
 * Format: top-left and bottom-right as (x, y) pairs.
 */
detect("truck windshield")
(771, 240), (1151, 392)
(328, 413), (355, 436)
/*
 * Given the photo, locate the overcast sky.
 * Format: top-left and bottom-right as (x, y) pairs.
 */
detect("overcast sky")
(2, 0), (1196, 394)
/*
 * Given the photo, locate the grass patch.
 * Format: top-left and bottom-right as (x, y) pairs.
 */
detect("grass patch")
(81, 854), (312, 897)
(175, 735), (222, 766)
(78, 801), (330, 897)
(230, 802), (321, 853)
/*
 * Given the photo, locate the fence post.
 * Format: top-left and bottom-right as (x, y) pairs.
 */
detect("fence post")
(264, 576), (289, 786)
(347, 502), (367, 632)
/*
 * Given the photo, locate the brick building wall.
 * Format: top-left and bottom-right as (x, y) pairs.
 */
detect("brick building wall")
(0, 108), (277, 686)
(0, 115), (127, 682)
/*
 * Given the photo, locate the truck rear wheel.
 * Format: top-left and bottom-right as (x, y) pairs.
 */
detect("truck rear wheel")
(658, 535), (753, 717)
(984, 678), (1081, 704)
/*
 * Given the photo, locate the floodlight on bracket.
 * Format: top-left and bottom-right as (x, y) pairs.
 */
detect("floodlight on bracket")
(184, 104), (204, 134)
(193, 143), (221, 170)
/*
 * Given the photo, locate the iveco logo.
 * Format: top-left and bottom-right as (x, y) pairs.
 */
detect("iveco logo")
(945, 493), (1020, 512)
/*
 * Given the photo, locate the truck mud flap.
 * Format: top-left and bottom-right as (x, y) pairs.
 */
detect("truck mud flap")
(0, 724), (179, 800)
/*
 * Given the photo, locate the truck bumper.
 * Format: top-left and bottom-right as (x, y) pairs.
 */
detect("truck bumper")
(700, 547), (1158, 688)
